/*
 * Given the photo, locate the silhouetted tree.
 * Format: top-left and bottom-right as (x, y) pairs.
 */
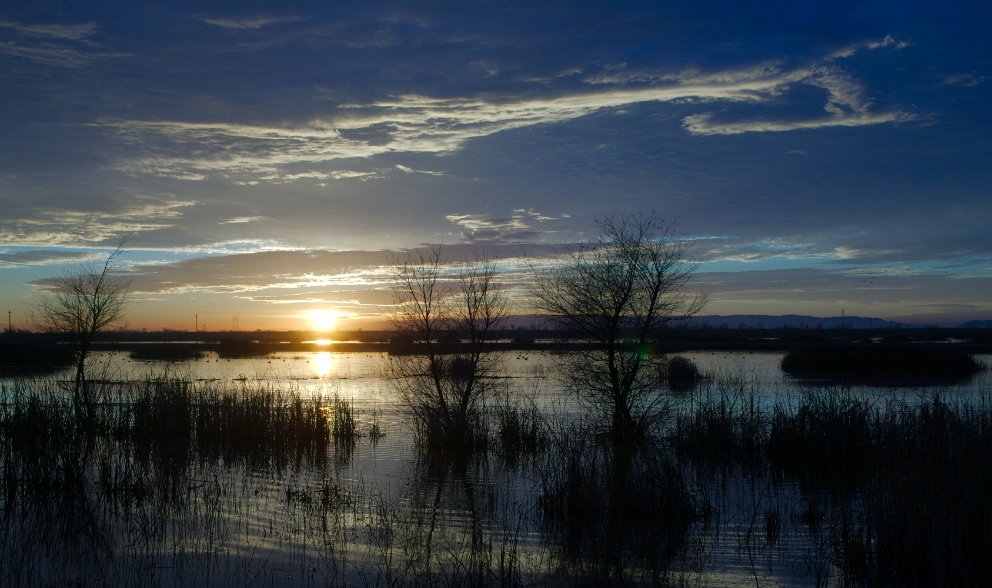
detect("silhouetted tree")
(533, 213), (704, 442)
(33, 246), (131, 424)
(389, 246), (507, 450)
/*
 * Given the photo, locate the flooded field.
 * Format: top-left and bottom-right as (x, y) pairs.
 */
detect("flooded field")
(2, 350), (990, 586)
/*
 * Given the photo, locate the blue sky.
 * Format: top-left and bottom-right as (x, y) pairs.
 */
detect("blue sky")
(1, 1), (990, 329)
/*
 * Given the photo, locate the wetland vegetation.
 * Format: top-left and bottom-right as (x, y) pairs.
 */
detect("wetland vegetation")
(1, 346), (989, 586)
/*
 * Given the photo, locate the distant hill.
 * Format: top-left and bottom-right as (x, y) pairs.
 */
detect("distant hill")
(958, 320), (992, 329)
(501, 313), (917, 330)
(683, 314), (912, 329)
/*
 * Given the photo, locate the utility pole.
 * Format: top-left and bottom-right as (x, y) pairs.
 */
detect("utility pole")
(6, 310), (10, 333)
(195, 314), (198, 334)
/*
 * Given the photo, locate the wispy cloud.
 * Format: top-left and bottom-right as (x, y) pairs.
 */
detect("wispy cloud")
(197, 16), (302, 30)
(0, 20), (98, 41)
(0, 248), (97, 268)
(681, 37), (913, 135)
(100, 36), (911, 181)
(117, 247), (992, 323)
(942, 72), (989, 87)
(586, 36), (914, 136)
(0, 42), (94, 67)
(105, 81), (771, 181)
(446, 209), (570, 243)
(829, 34), (909, 59)
(683, 109), (911, 135)
(0, 199), (197, 247)
(220, 216), (268, 225)
(395, 164), (443, 176)
(0, 19), (127, 67)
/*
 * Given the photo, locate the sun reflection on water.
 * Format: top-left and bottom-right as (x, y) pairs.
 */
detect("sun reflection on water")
(313, 352), (336, 377)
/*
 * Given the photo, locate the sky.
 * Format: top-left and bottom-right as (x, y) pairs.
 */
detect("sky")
(1, 0), (990, 331)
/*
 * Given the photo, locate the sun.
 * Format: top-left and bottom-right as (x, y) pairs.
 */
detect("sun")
(307, 309), (339, 332)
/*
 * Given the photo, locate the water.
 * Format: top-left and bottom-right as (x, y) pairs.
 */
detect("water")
(1, 350), (989, 586)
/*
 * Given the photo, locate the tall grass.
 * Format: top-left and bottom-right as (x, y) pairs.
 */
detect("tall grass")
(670, 381), (992, 586)
(537, 428), (697, 584)
(494, 393), (548, 459)
(0, 376), (538, 586)
(671, 371), (764, 464)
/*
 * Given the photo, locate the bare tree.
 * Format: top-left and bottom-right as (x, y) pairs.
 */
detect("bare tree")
(389, 246), (507, 449)
(34, 246), (131, 423)
(532, 213), (704, 442)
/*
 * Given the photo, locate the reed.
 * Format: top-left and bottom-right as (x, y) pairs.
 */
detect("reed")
(537, 429), (697, 584)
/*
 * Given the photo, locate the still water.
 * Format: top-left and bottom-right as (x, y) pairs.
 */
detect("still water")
(2, 350), (989, 586)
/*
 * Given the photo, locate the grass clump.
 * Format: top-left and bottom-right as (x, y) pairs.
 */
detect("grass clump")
(669, 384), (992, 586)
(665, 355), (702, 392)
(863, 396), (992, 586)
(767, 393), (875, 485)
(494, 395), (547, 458)
(672, 374), (764, 464)
(538, 431), (696, 584)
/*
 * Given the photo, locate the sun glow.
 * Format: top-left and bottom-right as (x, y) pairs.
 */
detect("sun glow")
(307, 309), (339, 332)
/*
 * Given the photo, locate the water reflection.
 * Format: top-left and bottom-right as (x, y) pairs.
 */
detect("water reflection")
(313, 351), (336, 377)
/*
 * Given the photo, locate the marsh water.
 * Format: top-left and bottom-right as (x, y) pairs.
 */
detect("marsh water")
(2, 350), (990, 586)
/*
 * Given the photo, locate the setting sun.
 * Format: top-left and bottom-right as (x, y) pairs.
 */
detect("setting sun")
(307, 309), (339, 332)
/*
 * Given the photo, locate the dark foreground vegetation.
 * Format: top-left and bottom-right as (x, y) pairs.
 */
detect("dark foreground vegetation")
(673, 379), (992, 587)
(1, 364), (990, 586)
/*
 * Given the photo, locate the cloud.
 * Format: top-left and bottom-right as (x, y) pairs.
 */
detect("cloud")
(198, 16), (301, 30)
(942, 72), (989, 88)
(0, 199), (197, 247)
(220, 216), (268, 225)
(0, 20), (98, 41)
(829, 34), (909, 59)
(100, 37), (912, 182)
(683, 110), (911, 135)
(255, 170), (381, 184)
(681, 45), (915, 135)
(0, 42), (91, 67)
(103, 81), (768, 181)
(108, 246), (992, 324)
(0, 20), (127, 67)
(0, 248), (97, 268)
(124, 243), (561, 296)
(395, 164), (443, 176)
(446, 209), (570, 243)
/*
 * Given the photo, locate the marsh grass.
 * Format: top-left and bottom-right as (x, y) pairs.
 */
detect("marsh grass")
(330, 394), (360, 441)
(494, 393), (548, 459)
(537, 428), (697, 584)
(670, 379), (992, 586)
(672, 371), (765, 464)
(0, 377), (538, 587)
